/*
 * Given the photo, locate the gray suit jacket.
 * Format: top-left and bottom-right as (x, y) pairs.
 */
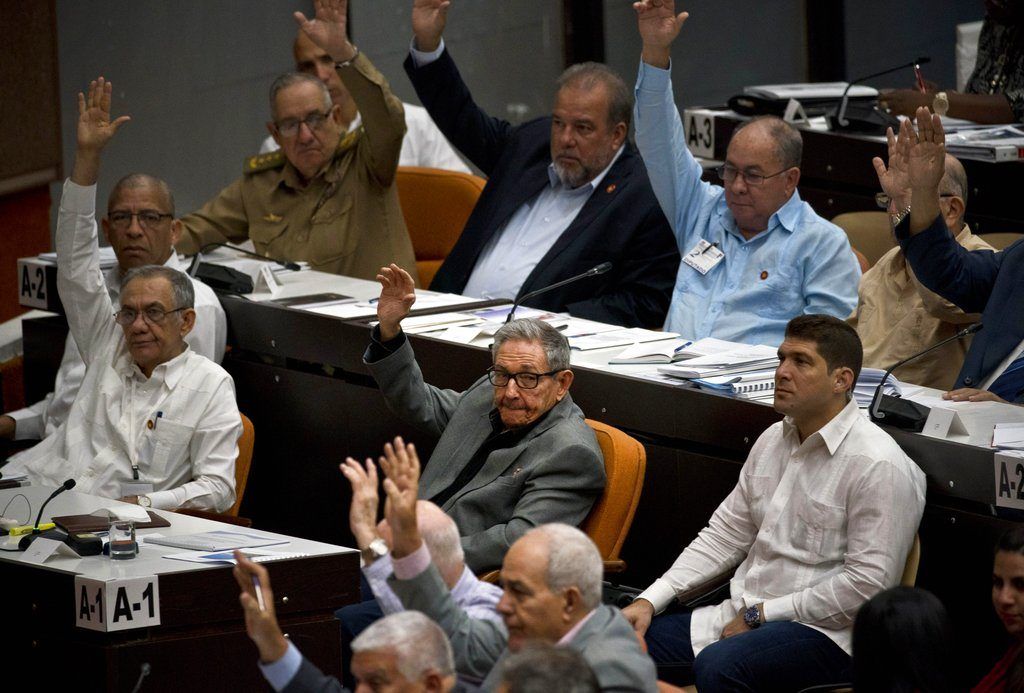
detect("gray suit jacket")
(388, 564), (658, 692)
(365, 337), (605, 571)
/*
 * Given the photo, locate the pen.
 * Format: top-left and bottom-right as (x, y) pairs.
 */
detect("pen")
(914, 63), (927, 94)
(700, 242), (719, 255)
(673, 341), (694, 353)
(154, 411), (163, 430)
(252, 574), (267, 612)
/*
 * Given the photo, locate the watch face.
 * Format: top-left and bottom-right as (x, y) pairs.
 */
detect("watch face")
(138, 496), (151, 508)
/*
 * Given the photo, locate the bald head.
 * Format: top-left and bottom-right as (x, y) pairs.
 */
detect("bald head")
(107, 173), (174, 216)
(939, 154), (968, 231)
(377, 501), (465, 587)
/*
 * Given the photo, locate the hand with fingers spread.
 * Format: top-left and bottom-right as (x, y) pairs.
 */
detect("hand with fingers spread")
(906, 106), (946, 234)
(379, 436), (423, 559)
(72, 77), (131, 186)
(233, 550), (289, 664)
(871, 118), (915, 213)
(376, 263), (417, 341)
(412, 0), (452, 53)
(340, 456), (382, 553)
(634, 0), (690, 69)
(294, 0), (356, 63)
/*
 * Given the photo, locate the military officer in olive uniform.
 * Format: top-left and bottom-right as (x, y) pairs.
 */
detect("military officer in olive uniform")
(176, 0), (417, 281)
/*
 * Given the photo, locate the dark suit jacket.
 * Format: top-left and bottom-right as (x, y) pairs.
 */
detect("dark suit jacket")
(388, 563), (658, 692)
(281, 656), (347, 693)
(404, 50), (679, 328)
(899, 214), (1024, 397)
(365, 337), (605, 571)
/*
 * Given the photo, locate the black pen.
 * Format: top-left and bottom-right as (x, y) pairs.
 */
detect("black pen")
(701, 242), (719, 255)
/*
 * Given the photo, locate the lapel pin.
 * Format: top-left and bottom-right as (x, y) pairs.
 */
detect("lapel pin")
(605, 183), (617, 194)
(512, 467), (523, 477)
(760, 270), (769, 280)
(263, 213), (283, 223)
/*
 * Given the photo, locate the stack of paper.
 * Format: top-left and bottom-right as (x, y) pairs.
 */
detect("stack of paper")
(658, 344), (779, 380)
(609, 339), (694, 364)
(994, 423), (1024, 450)
(570, 328), (678, 352)
(945, 125), (1024, 162)
(693, 369), (777, 399)
(854, 368), (903, 408)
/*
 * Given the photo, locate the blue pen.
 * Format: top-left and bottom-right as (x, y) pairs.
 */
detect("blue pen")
(673, 341), (694, 353)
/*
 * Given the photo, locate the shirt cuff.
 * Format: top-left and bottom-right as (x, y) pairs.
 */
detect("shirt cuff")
(391, 541), (430, 580)
(761, 594), (796, 623)
(636, 59), (672, 92)
(636, 578), (678, 615)
(409, 37), (445, 68)
(60, 179), (97, 214)
(258, 640), (302, 692)
(145, 489), (180, 510)
(7, 407), (42, 441)
(363, 555), (391, 581)
(366, 325), (407, 362)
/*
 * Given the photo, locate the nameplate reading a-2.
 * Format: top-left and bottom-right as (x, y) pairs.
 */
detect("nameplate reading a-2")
(18, 258), (50, 310)
(75, 575), (161, 632)
(995, 451), (1024, 511)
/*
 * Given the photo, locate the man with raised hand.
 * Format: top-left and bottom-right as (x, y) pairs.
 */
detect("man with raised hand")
(897, 106), (1024, 405)
(401, 0), (678, 328)
(633, 0), (860, 345)
(1, 78), (240, 513)
(177, 0), (416, 281)
(364, 263), (604, 572)
(378, 437), (657, 692)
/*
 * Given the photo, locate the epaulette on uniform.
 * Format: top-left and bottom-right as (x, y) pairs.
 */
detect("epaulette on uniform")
(244, 149), (286, 175)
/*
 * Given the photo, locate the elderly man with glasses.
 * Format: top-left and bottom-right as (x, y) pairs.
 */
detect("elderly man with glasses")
(2, 77), (241, 513)
(175, 0), (416, 281)
(848, 121), (993, 390)
(362, 264), (605, 572)
(632, 2), (861, 346)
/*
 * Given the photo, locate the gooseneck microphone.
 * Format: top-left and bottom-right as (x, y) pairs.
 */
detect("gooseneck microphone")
(505, 262), (613, 323)
(869, 322), (982, 431)
(186, 242), (302, 277)
(831, 56), (931, 133)
(19, 478), (76, 551)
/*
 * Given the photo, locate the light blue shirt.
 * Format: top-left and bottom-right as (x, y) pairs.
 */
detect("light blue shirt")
(259, 641), (302, 692)
(462, 154), (621, 300)
(633, 61), (860, 346)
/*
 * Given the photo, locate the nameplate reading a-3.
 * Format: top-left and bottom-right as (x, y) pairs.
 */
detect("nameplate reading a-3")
(75, 575), (161, 632)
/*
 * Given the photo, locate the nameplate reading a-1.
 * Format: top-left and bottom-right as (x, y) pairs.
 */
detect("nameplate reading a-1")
(75, 575), (161, 632)
(995, 451), (1024, 511)
(18, 258), (50, 310)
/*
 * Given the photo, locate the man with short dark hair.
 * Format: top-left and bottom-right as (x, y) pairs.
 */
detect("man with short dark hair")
(402, 0), (678, 328)
(621, 314), (926, 690)
(259, 28), (468, 173)
(633, 2), (860, 344)
(176, 0), (416, 280)
(377, 440), (657, 691)
(365, 264), (604, 571)
(2, 77), (240, 512)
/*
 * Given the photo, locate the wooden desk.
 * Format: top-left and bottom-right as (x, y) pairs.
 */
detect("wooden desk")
(1, 487), (359, 693)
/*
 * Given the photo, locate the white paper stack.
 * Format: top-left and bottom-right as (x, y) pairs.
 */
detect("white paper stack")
(693, 369), (777, 399)
(658, 344), (779, 380)
(994, 423), (1024, 450)
(854, 368), (903, 408)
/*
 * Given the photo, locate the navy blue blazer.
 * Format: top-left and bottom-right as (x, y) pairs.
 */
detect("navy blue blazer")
(404, 49), (679, 328)
(899, 214), (1024, 395)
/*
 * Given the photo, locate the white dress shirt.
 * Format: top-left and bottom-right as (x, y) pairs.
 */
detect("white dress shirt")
(7, 254), (226, 442)
(3, 181), (241, 512)
(638, 399), (926, 656)
(259, 102), (470, 174)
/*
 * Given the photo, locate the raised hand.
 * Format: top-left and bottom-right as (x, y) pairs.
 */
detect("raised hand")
(412, 0), (451, 52)
(233, 551), (289, 664)
(340, 457), (381, 550)
(379, 436), (422, 558)
(71, 77), (131, 186)
(376, 263), (417, 341)
(907, 107), (946, 193)
(634, 0), (689, 68)
(871, 119), (913, 212)
(294, 0), (356, 63)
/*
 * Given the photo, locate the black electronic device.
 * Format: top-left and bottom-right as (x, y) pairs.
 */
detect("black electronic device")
(869, 322), (983, 431)
(505, 262), (612, 323)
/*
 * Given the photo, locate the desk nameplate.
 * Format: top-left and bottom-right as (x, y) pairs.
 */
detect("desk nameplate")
(75, 574), (161, 633)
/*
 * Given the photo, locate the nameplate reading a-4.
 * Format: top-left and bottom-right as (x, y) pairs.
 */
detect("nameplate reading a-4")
(74, 575), (161, 633)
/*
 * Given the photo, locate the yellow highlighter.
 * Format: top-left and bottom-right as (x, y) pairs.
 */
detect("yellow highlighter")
(10, 522), (55, 536)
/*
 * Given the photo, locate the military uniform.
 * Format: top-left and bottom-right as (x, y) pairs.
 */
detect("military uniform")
(177, 52), (417, 281)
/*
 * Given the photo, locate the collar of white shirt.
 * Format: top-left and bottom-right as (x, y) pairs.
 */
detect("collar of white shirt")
(117, 344), (193, 386)
(781, 397), (861, 456)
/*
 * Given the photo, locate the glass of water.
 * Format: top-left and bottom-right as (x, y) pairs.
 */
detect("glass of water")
(109, 519), (137, 560)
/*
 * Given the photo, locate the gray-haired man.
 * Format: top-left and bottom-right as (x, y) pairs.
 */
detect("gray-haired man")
(364, 263), (605, 572)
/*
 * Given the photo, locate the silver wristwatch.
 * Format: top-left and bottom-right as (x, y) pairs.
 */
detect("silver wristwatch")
(361, 537), (388, 563)
(137, 495), (152, 508)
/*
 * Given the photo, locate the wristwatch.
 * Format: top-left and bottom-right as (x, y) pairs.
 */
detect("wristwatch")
(137, 495), (152, 508)
(743, 604), (764, 629)
(360, 537), (388, 563)
(890, 204), (912, 228)
(933, 91), (950, 117)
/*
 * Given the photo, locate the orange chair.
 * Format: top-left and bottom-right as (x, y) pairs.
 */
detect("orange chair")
(853, 247), (870, 273)
(480, 419), (646, 582)
(832, 211), (894, 267)
(174, 413), (255, 526)
(395, 166), (487, 287)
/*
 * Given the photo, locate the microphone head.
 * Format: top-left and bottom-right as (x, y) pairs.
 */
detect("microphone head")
(591, 262), (613, 275)
(63, 479), (76, 490)
(967, 322), (983, 334)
